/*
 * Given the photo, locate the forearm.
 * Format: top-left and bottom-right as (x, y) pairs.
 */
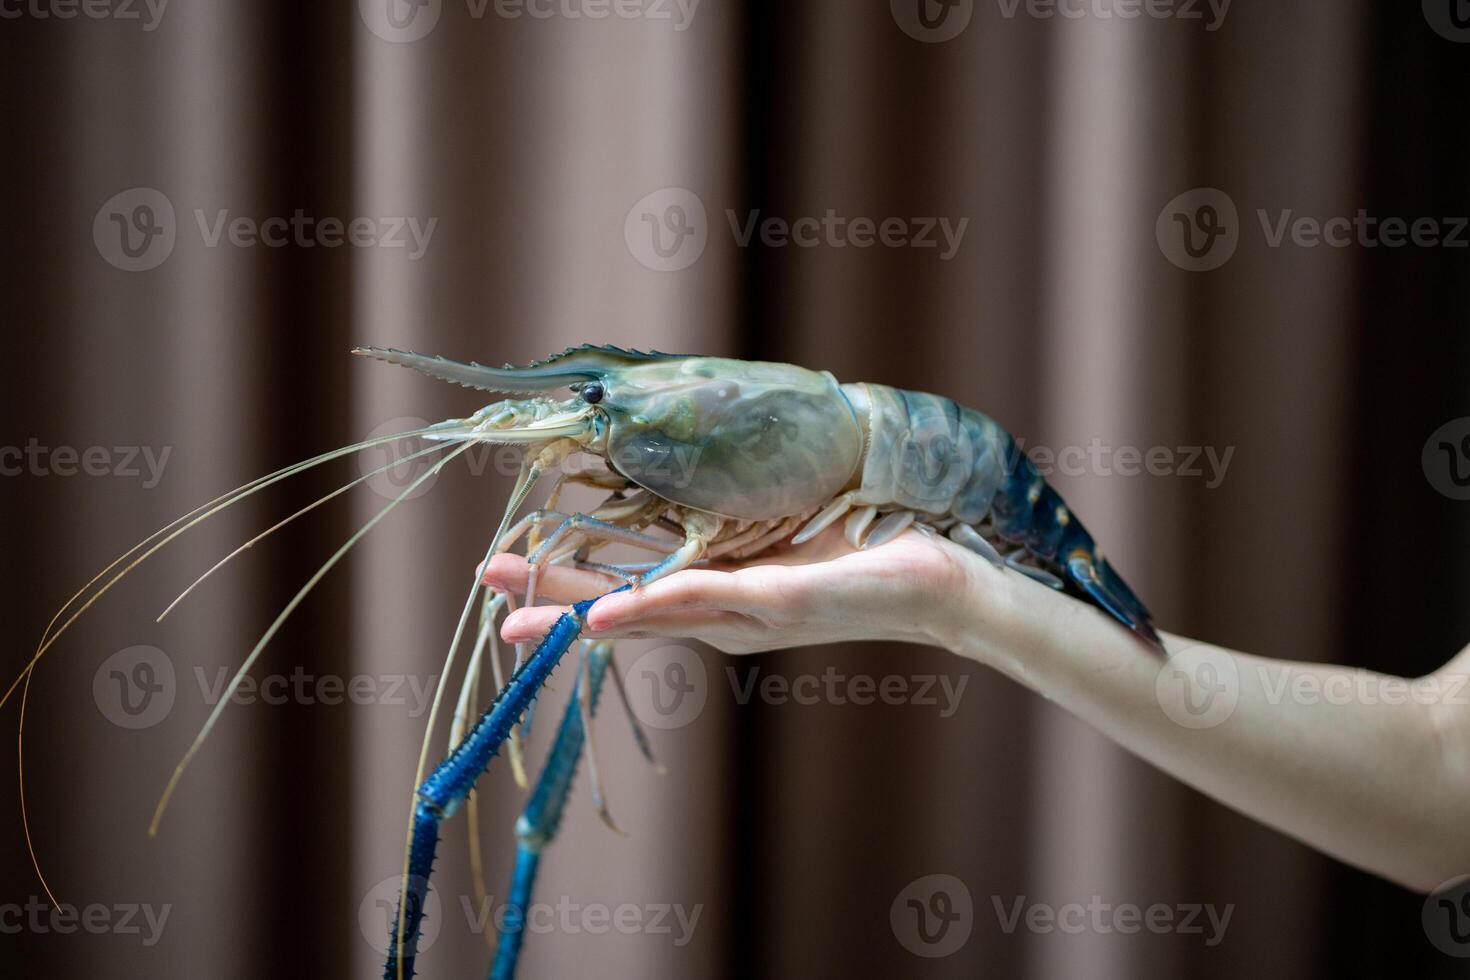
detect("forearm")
(487, 537), (1470, 890)
(938, 557), (1470, 892)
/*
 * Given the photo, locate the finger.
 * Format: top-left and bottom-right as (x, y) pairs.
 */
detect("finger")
(480, 553), (624, 604)
(501, 603), (738, 643)
(584, 569), (756, 630)
(502, 604), (574, 641)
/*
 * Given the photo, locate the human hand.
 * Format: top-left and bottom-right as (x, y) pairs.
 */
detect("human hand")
(481, 525), (987, 655)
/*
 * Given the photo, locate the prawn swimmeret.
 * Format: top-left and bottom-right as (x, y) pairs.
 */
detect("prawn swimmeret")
(10, 346), (1159, 980)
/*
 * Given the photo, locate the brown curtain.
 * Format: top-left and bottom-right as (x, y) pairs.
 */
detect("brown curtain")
(4, 2), (1468, 978)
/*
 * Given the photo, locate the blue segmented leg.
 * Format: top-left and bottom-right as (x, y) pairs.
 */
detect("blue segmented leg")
(516, 513), (673, 670)
(536, 567), (666, 772)
(489, 641), (615, 980)
(486, 518), (711, 978)
(383, 586), (628, 980)
(514, 514), (677, 739)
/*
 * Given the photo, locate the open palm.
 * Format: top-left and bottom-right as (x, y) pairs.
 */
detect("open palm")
(482, 523), (981, 655)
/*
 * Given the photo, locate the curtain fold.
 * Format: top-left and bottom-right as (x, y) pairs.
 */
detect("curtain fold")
(4, 3), (1464, 978)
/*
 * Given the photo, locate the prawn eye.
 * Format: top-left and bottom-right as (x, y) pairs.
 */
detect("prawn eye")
(581, 382), (604, 404)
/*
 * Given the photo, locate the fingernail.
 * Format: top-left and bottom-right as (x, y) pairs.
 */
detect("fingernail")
(588, 604), (621, 629)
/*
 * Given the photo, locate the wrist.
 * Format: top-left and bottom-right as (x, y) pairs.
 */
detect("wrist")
(926, 546), (1016, 667)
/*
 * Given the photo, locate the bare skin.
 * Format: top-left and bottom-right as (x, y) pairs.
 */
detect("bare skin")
(482, 526), (1470, 895)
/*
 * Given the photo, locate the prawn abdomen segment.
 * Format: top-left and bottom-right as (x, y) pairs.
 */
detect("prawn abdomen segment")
(846, 383), (1010, 519)
(849, 382), (1158, 644)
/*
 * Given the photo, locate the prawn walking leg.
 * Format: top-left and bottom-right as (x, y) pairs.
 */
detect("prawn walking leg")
(490, 641), (615, 980)
(383, 587), (627, 980)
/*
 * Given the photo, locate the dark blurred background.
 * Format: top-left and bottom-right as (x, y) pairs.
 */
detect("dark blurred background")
(4, 1), (1470, 977)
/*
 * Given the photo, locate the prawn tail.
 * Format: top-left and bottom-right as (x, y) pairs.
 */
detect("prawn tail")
(855, 387), (1164, 648)
(981, 423), (1161, 648)
(1063, 546), (1161, 648)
